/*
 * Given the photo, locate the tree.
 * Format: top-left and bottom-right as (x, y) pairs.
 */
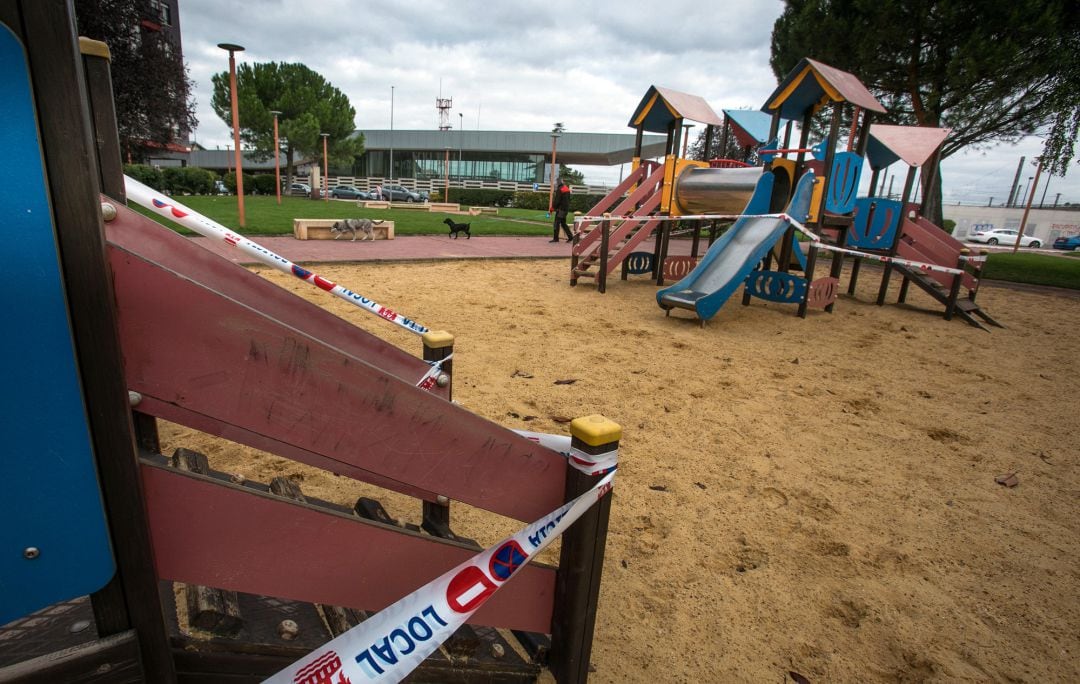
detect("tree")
(210, 62), (364, 188)
(686, 122), (759, 164)
(771, 0), (1079, 222)
(74, 0), (197, 161)
(559, 165), (585, 185)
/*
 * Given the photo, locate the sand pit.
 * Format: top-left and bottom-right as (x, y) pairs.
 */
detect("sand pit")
(159, 257), (1079, 682)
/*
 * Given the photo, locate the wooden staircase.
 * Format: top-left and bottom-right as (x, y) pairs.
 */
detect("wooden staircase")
(571, 162), (666, 290)
(880, 210), (1003, 331)
(889, 263), (1003, 331)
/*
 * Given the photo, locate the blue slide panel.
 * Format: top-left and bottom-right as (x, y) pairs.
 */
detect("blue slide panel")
(656, 172), (817, 322)
(0, 23), (114, 624)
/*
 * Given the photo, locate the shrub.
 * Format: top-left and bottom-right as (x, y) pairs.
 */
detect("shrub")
(223, 171), (257, 195)
(511, 190), (607, 212)
(445, 188), (515, 207)
(252, 174), (278, 196)
(511, 191), (549, 210)
(942, 219), (956, 234)
(124, 163), (163, 191)
(161, 166), (215, 195)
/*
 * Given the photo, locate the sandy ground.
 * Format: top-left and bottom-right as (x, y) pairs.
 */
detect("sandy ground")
(160, 257), (1079, 683)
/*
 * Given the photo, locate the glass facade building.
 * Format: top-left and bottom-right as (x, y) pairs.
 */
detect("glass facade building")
(350, 130), (666, 183)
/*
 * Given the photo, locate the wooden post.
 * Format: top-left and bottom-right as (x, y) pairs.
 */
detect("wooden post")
(549, 415), (620, 684)
(944, 270), (962, 321)
(876, 264), (893, 306)
(421, 331), (455, 534)
(820, 104), (843, 257)
(656, 220), (672, 287)
(798, 243), (819, 318)
(6, 2), (175, 678)
(848, 258), (862, 295)
(599, 219), (609, 294)
(690, 219), (702, 260)
(80, 39), (163, 456)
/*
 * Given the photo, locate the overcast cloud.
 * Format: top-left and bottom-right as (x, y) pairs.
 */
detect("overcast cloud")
(179, 0), (1078, 205)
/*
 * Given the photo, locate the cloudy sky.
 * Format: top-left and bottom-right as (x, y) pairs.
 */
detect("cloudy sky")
(178, 0), (1078, 206)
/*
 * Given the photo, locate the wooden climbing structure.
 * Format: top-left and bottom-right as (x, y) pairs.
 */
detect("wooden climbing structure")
(0, 4), (616, 682)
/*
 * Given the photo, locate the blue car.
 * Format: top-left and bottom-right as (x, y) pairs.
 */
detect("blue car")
(1052, 235), (1080, 251)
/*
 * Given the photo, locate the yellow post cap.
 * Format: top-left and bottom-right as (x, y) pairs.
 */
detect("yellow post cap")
(78, 37), (111, 60)
(569, 414), (622, 447)
(422, 330), (455, 350)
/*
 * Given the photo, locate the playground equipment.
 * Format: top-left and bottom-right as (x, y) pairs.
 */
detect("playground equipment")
(656, 171), (817, 321)
(573, 57), (1000, 329)
(847, 124), (1002, 329)
(0, 5), (616, 682)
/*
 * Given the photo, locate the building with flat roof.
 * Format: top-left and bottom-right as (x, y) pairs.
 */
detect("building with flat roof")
(351, 129), (666, 183)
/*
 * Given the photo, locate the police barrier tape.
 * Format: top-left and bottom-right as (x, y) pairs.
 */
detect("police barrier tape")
(265, 439), (617, 683)
(573, 211), (967, 278)
(415, 353), (453, 390)
(123, 176), (430, 337)
(778, 213), (966, 276)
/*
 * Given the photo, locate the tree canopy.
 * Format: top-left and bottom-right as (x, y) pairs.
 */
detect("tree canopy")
(211, 62), (364, 181)
(771, 0), (1079, 213)
(74, 0), (197, 160)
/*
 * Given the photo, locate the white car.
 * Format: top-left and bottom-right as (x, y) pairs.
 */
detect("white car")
(967, 228), (1041, 248)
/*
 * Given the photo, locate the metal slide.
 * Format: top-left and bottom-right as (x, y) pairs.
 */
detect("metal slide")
(656, 171), (816, 322)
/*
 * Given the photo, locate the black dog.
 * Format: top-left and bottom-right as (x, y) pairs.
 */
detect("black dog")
(443, 217), (471, 239)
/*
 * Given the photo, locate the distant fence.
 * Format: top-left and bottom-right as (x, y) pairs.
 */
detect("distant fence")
(303, 175), (612, 198)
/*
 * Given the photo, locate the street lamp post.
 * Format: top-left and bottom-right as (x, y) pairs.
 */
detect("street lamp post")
(681, 123), (694, 158)
(458, 112), (463, 179)
(270, 110), (282, 205)
(321, 133), (330, 203)
(389, 86), (394, 200)
(547, 132), (561, 213)
(217, 42), (246, 227)
(1014, 160), (1044, 254)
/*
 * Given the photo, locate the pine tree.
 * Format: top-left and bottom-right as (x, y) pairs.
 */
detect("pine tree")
(210, 62), (364, 188)
(771, 0), (1078, 220)
(74, 0), (197, 161)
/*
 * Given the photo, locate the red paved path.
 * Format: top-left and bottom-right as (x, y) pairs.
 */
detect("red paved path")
(190, 234), (695, 265)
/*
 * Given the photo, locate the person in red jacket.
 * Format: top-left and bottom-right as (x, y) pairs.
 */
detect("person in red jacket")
(549, 178), (575, 242)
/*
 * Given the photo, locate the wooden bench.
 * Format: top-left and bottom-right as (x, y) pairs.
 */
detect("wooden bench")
(292, 219), (395, 241)
(360, 200), (390, 209)
(428, 202), (460, 213)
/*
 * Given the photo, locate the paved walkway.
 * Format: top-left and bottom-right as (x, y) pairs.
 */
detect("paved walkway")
(191, 234), (695, 265)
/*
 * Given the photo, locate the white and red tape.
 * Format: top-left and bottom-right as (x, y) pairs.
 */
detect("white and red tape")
(264, 435), (617, 683)
(123, 176), (430, 336)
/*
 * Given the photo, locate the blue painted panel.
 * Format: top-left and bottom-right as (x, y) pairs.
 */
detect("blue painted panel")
(849, 197), (903, 250)
(746, 270), (808, 303)
(624, 252), (653, 275)
(0, 23), (114, 624)
(825, 152), (863, 214)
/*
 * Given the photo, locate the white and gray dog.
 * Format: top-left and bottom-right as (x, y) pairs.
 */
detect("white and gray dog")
(330, 218), (384, 242)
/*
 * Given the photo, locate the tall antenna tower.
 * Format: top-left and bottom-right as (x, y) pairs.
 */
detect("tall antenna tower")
(437, 97), (453, 131)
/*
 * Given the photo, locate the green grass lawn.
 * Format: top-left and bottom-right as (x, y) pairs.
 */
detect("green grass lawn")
(981, 251), (1080, 289)
(132, 195), (553, 236)
(131, 195), (1080, 290)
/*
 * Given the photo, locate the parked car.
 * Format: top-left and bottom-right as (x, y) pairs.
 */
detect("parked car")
(1052, 235), (1080, 251)
(288, 182), (323, 198)
(380, 184), (428, 203)
(329, 185), (372, 200)
(966, 228), (1041, 248)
